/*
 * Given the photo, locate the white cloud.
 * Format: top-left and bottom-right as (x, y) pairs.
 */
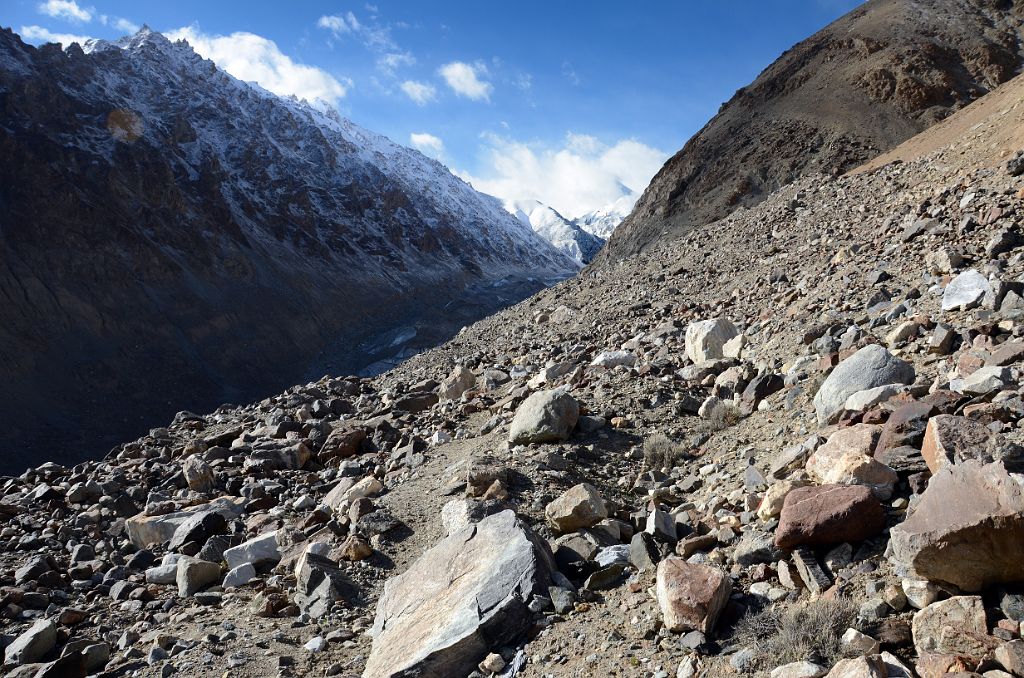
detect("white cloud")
(410, 132), (444, 159)
(37, 0), (91, 23)
(400, 80), (437, 106)
(19, 24), (92, 46)
(461, 132), (667, 218)
(102, 15), (140, 33)
(317, 13), (360, 36)
(377, 51), (414, 75)
(438, 61), (492, 102)
(317, 11), (396, 52)
(167, 26), (350, 104)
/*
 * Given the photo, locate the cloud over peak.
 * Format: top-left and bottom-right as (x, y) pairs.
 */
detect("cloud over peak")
(462, 132), (666, 218)
(168, 26), (350, 105)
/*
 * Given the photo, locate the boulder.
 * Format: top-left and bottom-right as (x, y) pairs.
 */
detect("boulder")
(912, 596), (987, 655)
(920, 414), (993, 473)
(182, 456), (214, 493)
(824, 656), (887, 678)
(771, 661), (828, 678)
(223, 562), (256, 588)
(224, 531), (281, 570)
(126, 497), (245, 548)
(590, 351), (637, 368)
(544, 483), (609, 532)
(942, 269), (991, 311)
(176, 557), (221, 597)
(323, 476), (383, 510)
(4, 619), (56, 665)
(439, 365), (476, 401)
(685, 318), (739, 364)
(775, 485), (885, 549)
(295, 548), (350, 618)
(363, 510), (554, 678)
(890, 460), (1024, 591)
(508, 390), (579, 444)
(655, 558), (731, 633)
(806, 425), (879, 480)
(319, 427), (367, 461)
(813, 345), (915, 425)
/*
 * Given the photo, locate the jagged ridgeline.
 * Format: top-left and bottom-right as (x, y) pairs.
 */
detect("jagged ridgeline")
(0, 27), (577, 473)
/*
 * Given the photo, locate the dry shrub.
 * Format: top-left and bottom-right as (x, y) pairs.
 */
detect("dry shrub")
(643, 433), (686, 470)
(732, 597), (857, 671)
(693, 403), (744, 438)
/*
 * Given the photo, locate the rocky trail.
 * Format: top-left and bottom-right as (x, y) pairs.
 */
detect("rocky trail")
(4, 58), (1024, 678)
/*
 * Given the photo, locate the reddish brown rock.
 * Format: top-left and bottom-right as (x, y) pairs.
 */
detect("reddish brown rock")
(655, 558), (731, 633)
(874, 400), (935, 460)
(319, 428), (367, 461)
(890, 460), (1024, 592)
(920, 414), (992, 473)
(774, 485), (885, 549)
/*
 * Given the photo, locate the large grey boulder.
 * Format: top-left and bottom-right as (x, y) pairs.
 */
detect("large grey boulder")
(813, 345), (915, 425)
(508, 390), (579, 444)
(890, 460), (1024, 592)
(4, 619), (56, 665)
(363, 510), (554, 678)
(685, 318), (739, 364)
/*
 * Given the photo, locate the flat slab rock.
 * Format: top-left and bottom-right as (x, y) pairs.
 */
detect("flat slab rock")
(363, 510), (554, 678)
(775, 484), (885, 549)
(125, 497), (246, 548)
(890, 460), (1024, 591)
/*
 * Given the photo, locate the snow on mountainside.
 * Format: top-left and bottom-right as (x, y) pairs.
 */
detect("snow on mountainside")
(0, 26), (576, 470)
(577, 191), (639, 240)
(506, 199), (602, 265)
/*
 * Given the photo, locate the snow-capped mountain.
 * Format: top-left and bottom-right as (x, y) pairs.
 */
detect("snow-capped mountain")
(506, 199), (604, 265)
(0, 26), (576, 467)
(577, 191), (639, 240)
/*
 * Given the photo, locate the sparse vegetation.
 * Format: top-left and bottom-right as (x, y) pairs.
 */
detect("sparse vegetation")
(732, 597), (857, 671)
(693, 403), (744, 437)
(642, 432), (687, 470)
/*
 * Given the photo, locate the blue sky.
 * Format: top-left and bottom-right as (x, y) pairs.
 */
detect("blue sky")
(6, 0), (863, 217)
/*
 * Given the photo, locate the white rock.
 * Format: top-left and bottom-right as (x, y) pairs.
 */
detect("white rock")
(223, 562), (256, 588)
(942, 269), (991, 311)
(841, 627), (880, 654)
(685, 318), (739, 364)
(224, 531), (281, 569)
(590, 350), (637, 368)
(771, 661), (828, 678)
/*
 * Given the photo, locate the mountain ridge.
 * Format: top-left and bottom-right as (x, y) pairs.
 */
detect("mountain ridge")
(600, 0), (1024, 262)
(0, 26), (576, 471)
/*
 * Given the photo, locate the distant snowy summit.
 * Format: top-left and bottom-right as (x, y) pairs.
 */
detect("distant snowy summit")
(504, 191), (637, 265)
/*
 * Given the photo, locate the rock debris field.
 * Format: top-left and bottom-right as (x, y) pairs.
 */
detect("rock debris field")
(5, 73), (1024, 678)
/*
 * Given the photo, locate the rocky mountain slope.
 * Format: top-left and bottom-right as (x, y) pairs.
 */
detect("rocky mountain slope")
(600, 0), (1024, 262)
(507, 199), (605, 265)
(0, 27), (575, 473)
(2, 54), (1024, 678)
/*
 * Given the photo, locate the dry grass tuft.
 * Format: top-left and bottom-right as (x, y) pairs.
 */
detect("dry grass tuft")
(642, 433), (687, 470)
(732, 597), (857, 671)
